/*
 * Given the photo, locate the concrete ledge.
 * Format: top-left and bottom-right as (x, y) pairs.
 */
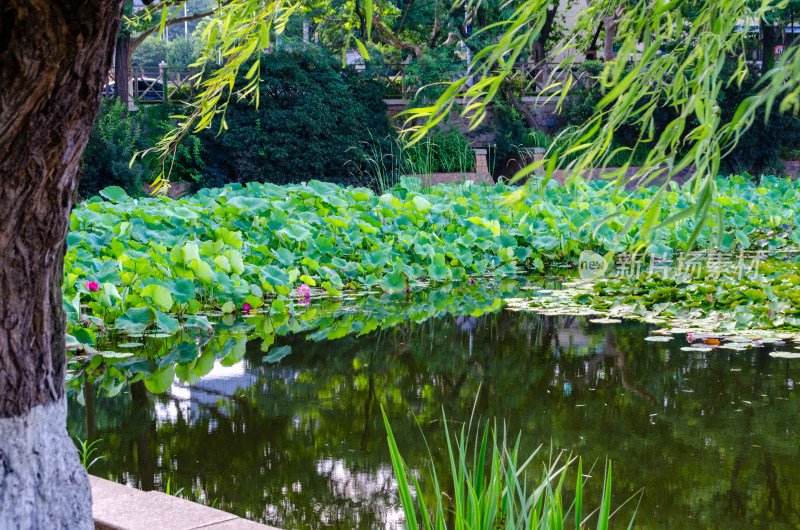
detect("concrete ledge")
(90, 476), (279, 530)
(407, 172), (493, 185)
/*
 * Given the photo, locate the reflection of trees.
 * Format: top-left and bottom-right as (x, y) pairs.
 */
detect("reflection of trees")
(581, 331), (656, 404)
(69, 309), (800, 529)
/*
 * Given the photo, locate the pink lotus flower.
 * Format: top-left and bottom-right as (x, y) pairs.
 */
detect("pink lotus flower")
(242, 302), (252, 313)
(85, 281), (100, 292)
(297, 284), (311, 306)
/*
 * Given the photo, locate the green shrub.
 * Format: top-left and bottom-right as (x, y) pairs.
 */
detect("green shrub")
(716, 67), (800, 176)
(79, 99), (204, 199)
(80, 99), (147, 198)
(197, 48), (393, 188)
(136, 104), (205, 184)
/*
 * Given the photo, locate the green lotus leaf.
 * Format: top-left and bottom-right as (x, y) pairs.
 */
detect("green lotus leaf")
(98, 186), (130, 203)
(115, 307), (156, 334)
(141, 284), (173, 311)
(144, 364), (176, 393)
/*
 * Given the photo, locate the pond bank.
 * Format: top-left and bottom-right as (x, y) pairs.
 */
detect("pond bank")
(90, 475), (278, 530)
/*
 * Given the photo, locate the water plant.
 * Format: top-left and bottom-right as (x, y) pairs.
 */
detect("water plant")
(64, 175), (800, 395)
(354, 131), (476, 192)
(74, 438), (105, 471)
(164, 476), (185, 497)
(382, 407), (638, 529)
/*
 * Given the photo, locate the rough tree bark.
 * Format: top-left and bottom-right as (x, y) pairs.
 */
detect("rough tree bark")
(115, 31), (131, 106)
(531, 0), (559, 66)
(0, 0), (124, 527)
(603, 15), (617, 62)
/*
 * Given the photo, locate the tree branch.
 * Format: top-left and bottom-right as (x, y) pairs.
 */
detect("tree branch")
(130, 2), (231, 52)
(373, 6), (424, 57)
(395, 0), (414, 32)
(354, 0), (367, 40)
(505, 86), (539, 128)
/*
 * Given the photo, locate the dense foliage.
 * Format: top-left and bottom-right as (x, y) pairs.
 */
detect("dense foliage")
(557, 61), (800, 176)
(66, 175), (800, 370)
(80, 100), (147, 198)
(716, 68), (800, 176)
(83, 49), (396, 194)
(80, 99), (204, 198)
(197, 48), (393, 188)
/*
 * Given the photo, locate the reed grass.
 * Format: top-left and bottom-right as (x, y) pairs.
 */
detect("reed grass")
(382, 406), (639, 529)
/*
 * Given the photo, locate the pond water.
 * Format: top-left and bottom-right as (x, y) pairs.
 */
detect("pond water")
(68, 306), (800, 529)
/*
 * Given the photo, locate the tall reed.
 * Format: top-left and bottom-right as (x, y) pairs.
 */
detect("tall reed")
(382, 407), (639, 529)
(355, 131), (477, 193)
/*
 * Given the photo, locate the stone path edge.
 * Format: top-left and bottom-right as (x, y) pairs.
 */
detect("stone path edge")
(90, 475), (281, 530)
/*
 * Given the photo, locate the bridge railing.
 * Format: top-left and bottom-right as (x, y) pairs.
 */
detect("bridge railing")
(102, 61), (597, 105)
(101, 66), (198, 105)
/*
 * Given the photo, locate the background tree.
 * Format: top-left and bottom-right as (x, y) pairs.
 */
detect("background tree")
(114, 0), (227, 106)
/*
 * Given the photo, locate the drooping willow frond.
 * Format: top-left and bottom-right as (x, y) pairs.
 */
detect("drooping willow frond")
(138, 0), (798, 253)
(133, 0), (299, 193)
(405, 0), (793, 250)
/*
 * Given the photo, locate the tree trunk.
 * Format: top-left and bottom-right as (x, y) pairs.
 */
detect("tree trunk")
(603, 16), (616, 62)
(532, 1), (559, 65)
(585, 21), (604, 59)
(0, 0), (124, 527)
(762, 21), (776, 74)
(114, 31), (131, 107)
(505, 88), (539, 129)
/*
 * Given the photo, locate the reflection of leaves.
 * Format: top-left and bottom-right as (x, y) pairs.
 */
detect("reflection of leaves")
(263, 345), (292, 363)
(71, 280), (546, 394)
(184, 315), (213, 331)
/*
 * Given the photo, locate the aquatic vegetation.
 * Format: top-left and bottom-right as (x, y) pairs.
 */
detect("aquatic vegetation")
(64, 174), (800, 388)
(516, 256), (800, 332)
(74, 438), (105, 471)
(382, 407), (638, 529)
(66, 281), (527, 396)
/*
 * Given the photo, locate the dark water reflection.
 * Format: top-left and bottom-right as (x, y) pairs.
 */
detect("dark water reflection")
(68, 311), (800, 529)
